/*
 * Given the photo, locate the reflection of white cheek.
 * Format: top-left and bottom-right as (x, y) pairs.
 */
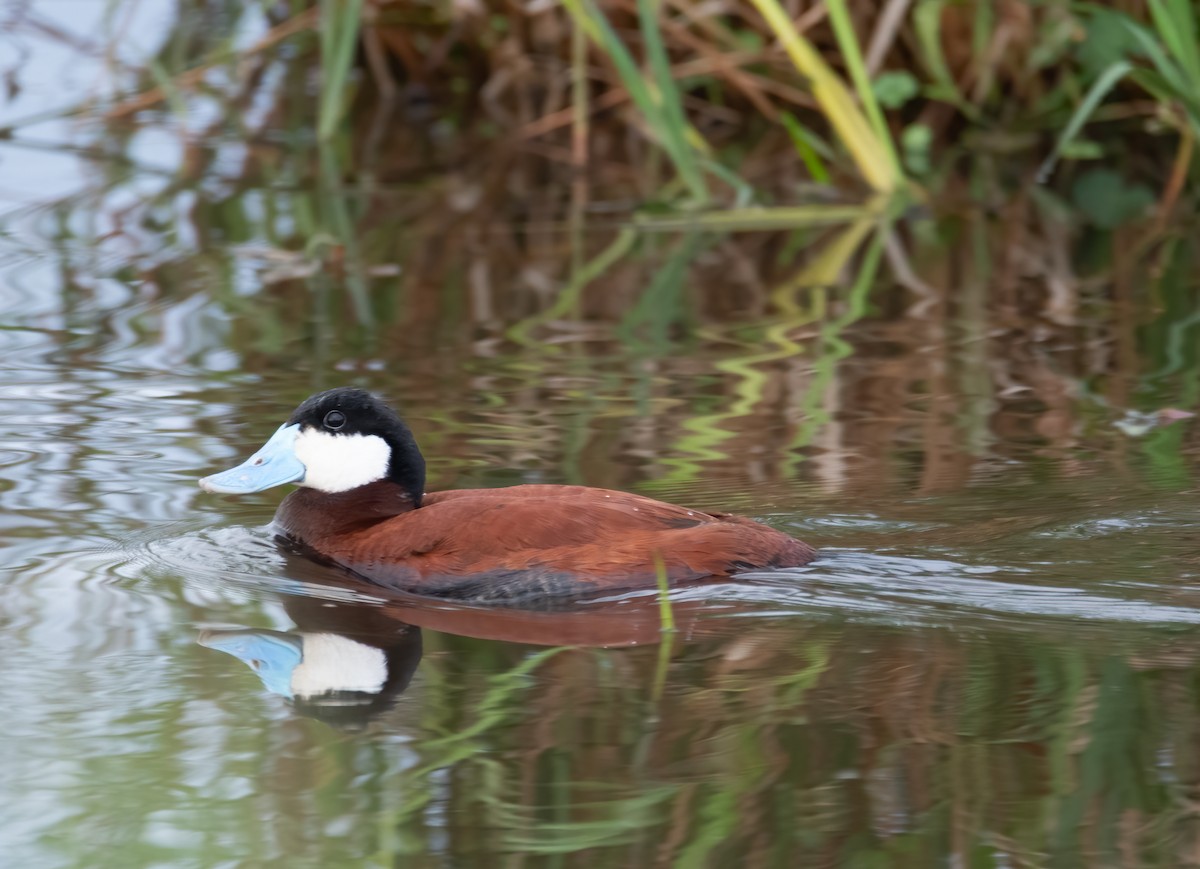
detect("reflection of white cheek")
(293, 429), (390, 493)
(291, 633), (389, 698)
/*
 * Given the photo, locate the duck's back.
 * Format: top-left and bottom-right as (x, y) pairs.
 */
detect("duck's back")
(278, 484), (815, 601)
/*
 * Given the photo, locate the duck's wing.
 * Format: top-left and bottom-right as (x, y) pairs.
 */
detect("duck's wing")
(426, 484), (722, 529)
(343, 486), (708, 557)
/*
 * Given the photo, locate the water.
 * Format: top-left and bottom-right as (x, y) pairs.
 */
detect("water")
(5, 5), (1200, 867)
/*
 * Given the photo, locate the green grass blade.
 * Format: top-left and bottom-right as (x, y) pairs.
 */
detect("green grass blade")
(1118, 14), (1189, 93)
(780, 113), (831, 183)
(698, 157), (755, 205)
(824, 0), (903, 182)
(911, 0), (977, 119)
(747, 0), (903, 193)
(1037, 59), (1131, 183)
(1148, 0), (1200, 87)
(632, 203), (875, 231)
(317, 0), (365, 141)
(561, 0), (709, 202)
(636, 0), (708, 202)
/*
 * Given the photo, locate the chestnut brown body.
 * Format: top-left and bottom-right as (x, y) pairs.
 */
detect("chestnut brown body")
(274, 482), (816, 601)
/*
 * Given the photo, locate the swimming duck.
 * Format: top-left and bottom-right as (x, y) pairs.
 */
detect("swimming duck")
(199, 387), (816, 601)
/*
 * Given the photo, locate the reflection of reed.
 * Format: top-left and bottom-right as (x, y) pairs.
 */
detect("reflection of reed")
(329, 618), (1200, 865)
(36, 141), (1200, 507)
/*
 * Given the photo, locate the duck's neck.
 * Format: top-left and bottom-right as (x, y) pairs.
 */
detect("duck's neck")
(273, 481), (419, 545)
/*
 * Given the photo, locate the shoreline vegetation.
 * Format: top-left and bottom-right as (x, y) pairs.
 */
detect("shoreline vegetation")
(7, 2), (1195, 308)
(4, 1), (1199, 475)
(6, 1), (1198, 217)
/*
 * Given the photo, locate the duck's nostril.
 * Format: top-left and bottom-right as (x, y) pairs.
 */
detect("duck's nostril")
(253, 458), (264, 466)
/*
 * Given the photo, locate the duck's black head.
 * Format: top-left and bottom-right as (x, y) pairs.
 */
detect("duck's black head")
(199, 387), (426, 505)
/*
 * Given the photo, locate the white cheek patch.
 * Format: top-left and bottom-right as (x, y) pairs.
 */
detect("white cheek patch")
(290, 633), (389, 698)
(293, 428), (391, 493)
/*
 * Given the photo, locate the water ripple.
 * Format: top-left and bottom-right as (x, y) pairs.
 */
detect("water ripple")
(132, 524), (388, 606)
(116, 523), (1200, 634)
(667, 550), (1200, 629)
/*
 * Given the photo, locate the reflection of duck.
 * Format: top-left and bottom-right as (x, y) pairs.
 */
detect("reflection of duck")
(199, 387), (815, 602)
(201, 580), (709, 727)
(247, 539), (724, 647)
(200, 595), (423, 728)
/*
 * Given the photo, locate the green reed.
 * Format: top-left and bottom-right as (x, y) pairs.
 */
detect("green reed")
(653, 552), (676, 634)
(18, 0), (1200, 216)
(560, 0), (711, 204)
(317, 0), (365, 140)
(749, 0), (903, 194)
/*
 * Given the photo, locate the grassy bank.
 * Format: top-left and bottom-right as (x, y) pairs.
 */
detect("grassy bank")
(7, 0), (1195, 220)
(318, 0), (1198, 216)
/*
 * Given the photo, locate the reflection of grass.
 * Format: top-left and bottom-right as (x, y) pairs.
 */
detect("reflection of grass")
(378, 646), (564, 836)
(640, 219), (882, 488)
(420, 648), (562, 750)
(653, 552), (675, 635)
(315, 144), (373, 326)
(1138, 238), (1200, 487)
(507, 228), (638, 348)
(786, 223), (885, 468)
(491, 783), (679, 854)
(42, 603), (1200, 866)
(616, 232), (703, 360)
(373, 629), (858, 863)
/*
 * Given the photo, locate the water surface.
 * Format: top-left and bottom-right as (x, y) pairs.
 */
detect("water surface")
(4, 5), (1200, 867)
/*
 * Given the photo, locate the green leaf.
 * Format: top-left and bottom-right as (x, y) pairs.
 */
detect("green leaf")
(901, 123), (933, 176)
(1070, 168), (1156, 229)
(1037, 59), (1130, 182)
(873, 70), (920, 109)
(1076, 10), (1141, 80)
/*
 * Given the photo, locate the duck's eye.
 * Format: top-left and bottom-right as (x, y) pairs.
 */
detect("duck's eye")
(324, 410), (346, 431)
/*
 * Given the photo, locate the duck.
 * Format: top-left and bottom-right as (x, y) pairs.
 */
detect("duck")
(199, 387), (816, 602)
